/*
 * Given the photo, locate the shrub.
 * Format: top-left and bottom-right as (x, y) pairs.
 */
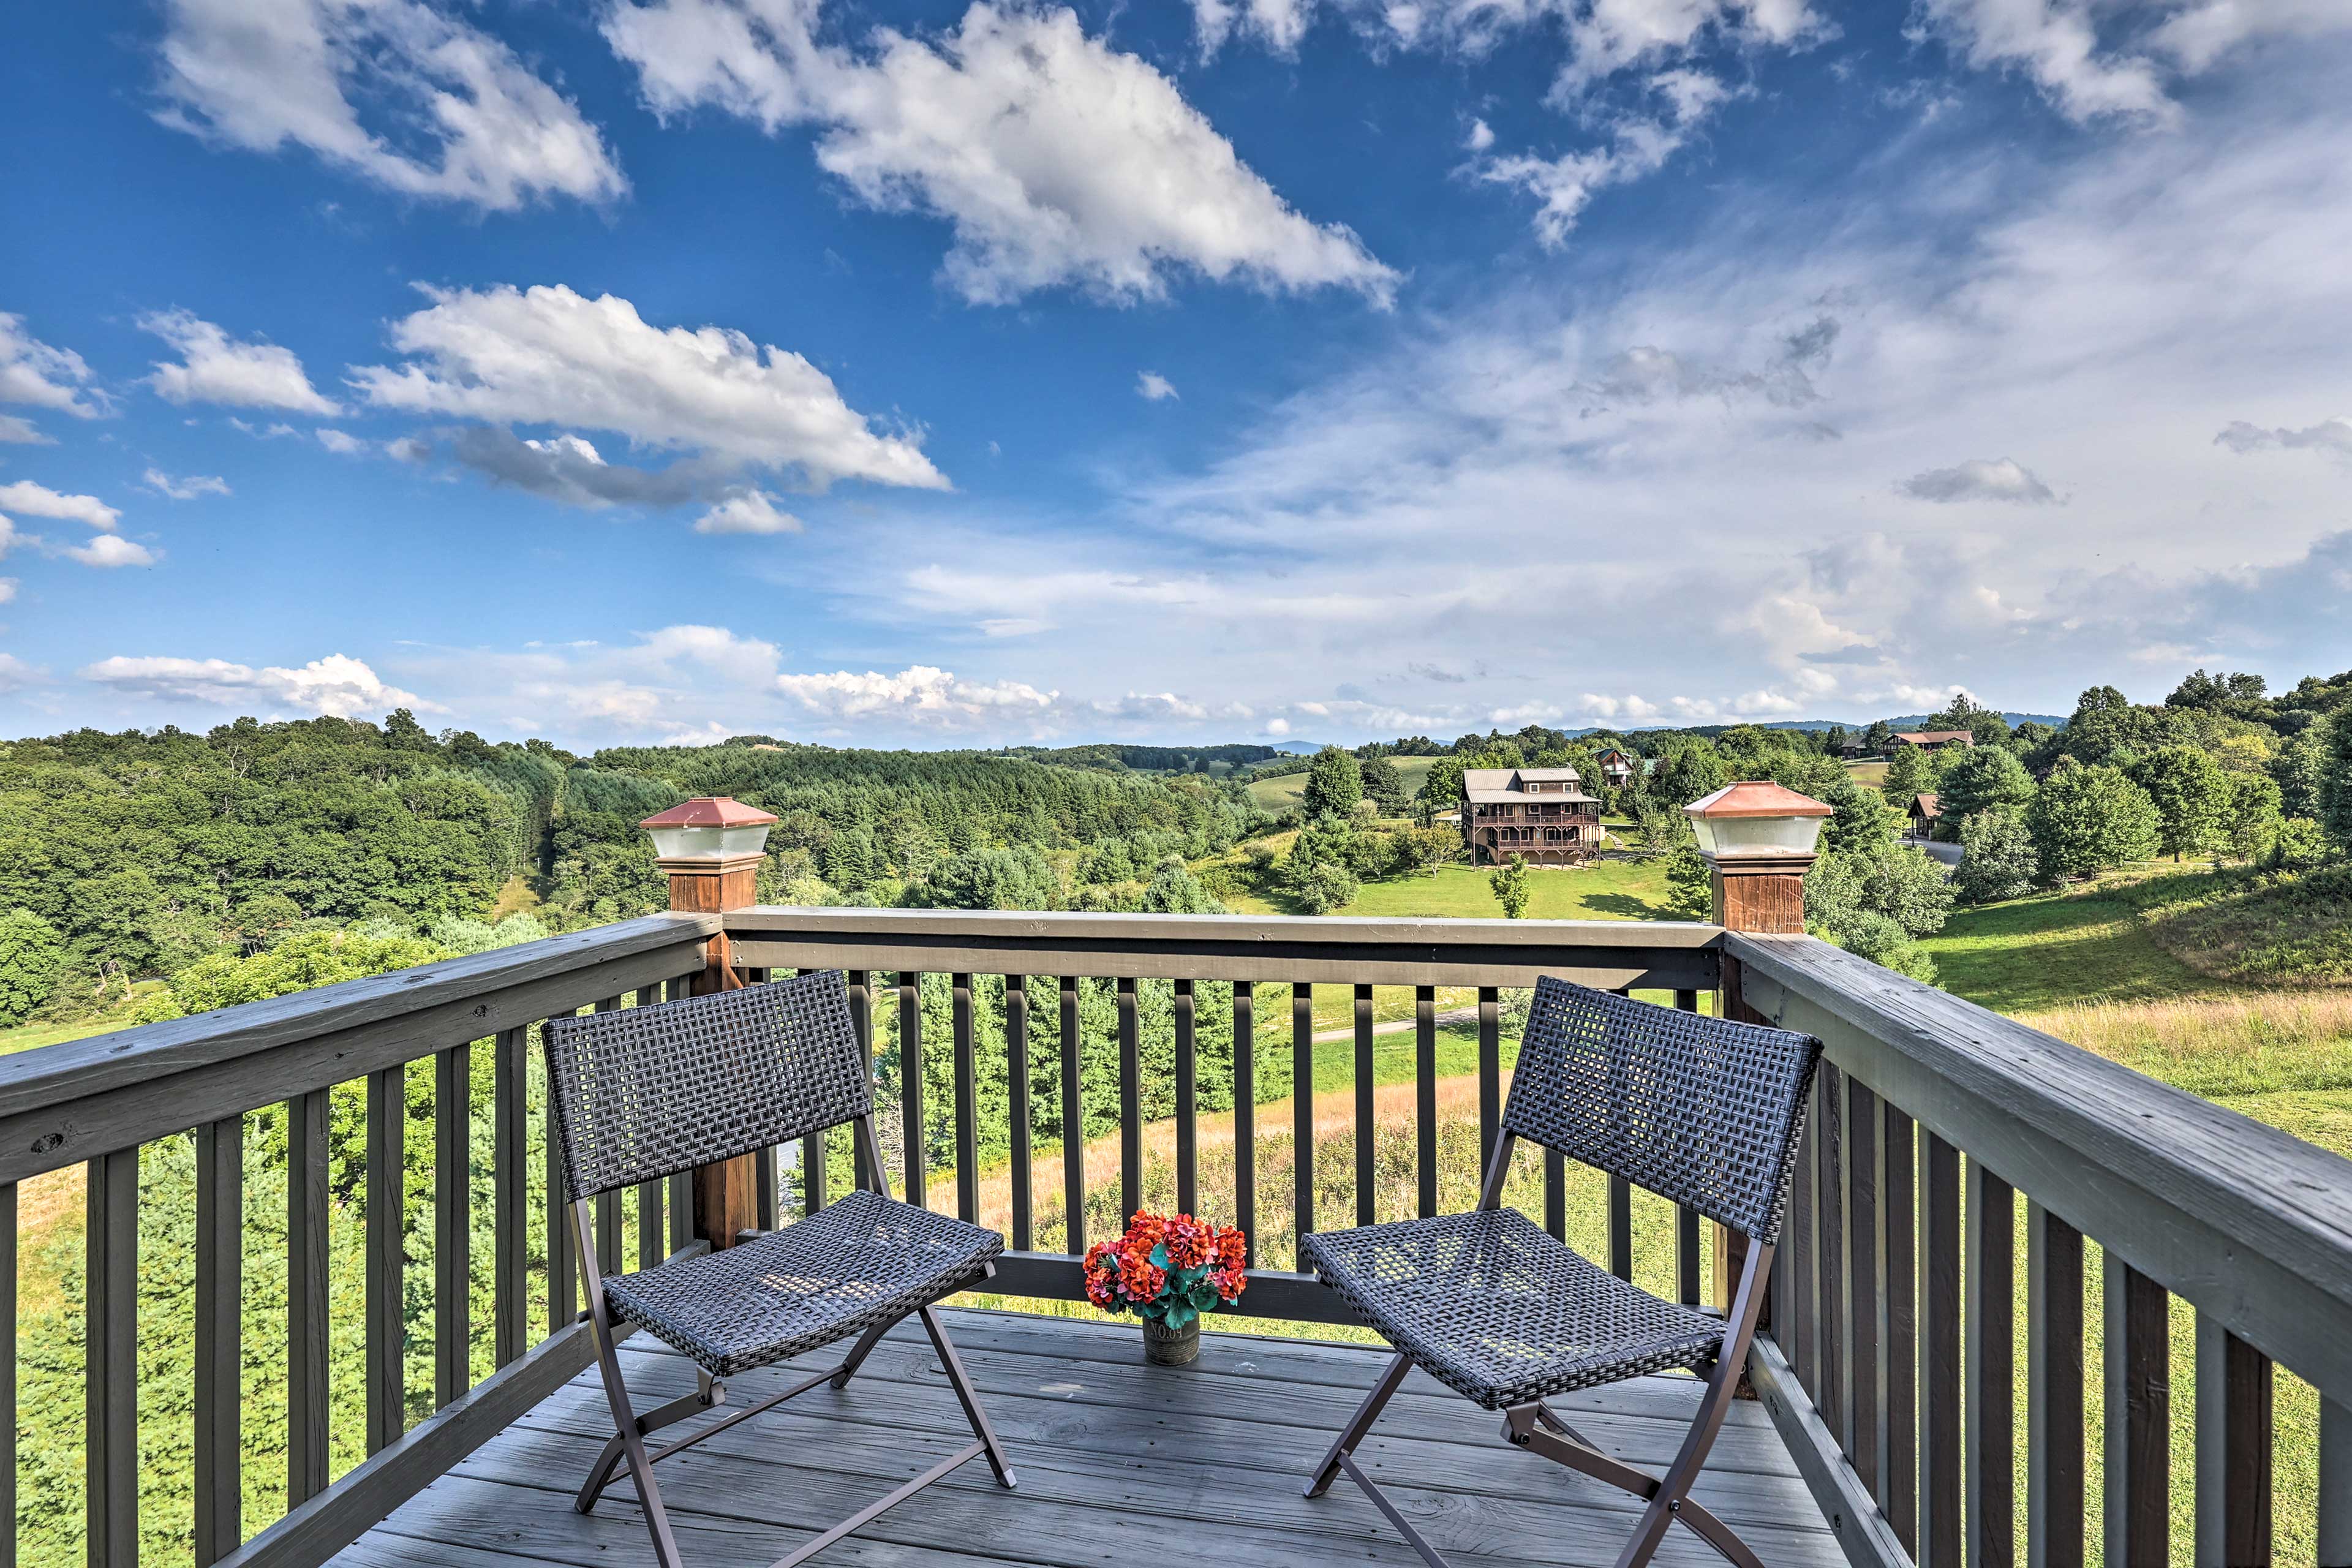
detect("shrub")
(1956, 807), (2039, 904)
(2028, 762), (2160, 880)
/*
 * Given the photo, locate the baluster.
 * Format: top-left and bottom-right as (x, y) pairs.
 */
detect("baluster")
(2102, 1253), (2169, 1568)
(87, 1147), (138, 1568)
(1477, 986), (1501, 1170)
(368, 1061), (407, 1453)
(1006, 975), (1031, 1250)
(1175, 979), (1198, 1216)
(1600, 986), (1627, 1267)
(1119, 976), (1141, 1223)
(635, 990), (666, 1265)
(899, 973), (925, 1210)
(2319, 1396), (2352, 1568)
(436, 1044), (471, 1406)
(1674, 990), (1702, 1305)
(1789, 1067), (1817, 1392)
(756, 1141), (778, 1231)
(848, 970), (875, 1190)
(2027, 1205), (2086, 1568)
(1234, 981), (1257, 1267)
(494, 1028), (529, 1367)
(795, 968), (822, 1221)
(290, 1088), (331, 1502)
(665, 982), (693, 1249)
(2196, 1317), (2273, 1567)
(1293, 982), (1314, 1259)
(1353, 983), (1375, 1226)
(1818, 1063), (1846, 1441)
(1415, 985), (1437, 1219)
(1845, 1076), (1882, 1494)
(0, 1182), (13, 1568)
(1880, 1104), (1918, 1553)
(544, 1022), (574, 1335)
(195, 1117), (241, 1564)
(954, 973), (979, 1224)
(1060, 976), (1084, 1254)
(1922, 1133), (1962, 1568)
(1967, 1159), (2016, 1568)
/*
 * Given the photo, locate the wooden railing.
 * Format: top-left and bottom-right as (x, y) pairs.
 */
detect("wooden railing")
(6, 905), (2348, 1568)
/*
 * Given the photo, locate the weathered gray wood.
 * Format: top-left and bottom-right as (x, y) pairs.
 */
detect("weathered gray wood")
(726, 906), (1723, 991)
(1058, 976), (1082, 1254)
(1175, 978), (1198, 1215)
(987, 1251), (1360, 1324)
(1415, 984), (1438, 1219)
(954, 973), (978, 1224)
(1355, 982), (1375, 1226)
(492, 1028), (528, 1368)
(1234, 980), (1256, 1265)
(88, 1145), (138, 1568)
(2103, 1251), (2168, 1568)
(1844, 1075), (1880, 1498)
(2320, 1395), (2352, 1568)
(1294, 982), (1314, 1256)
(1877, 1104), (1916, 1557)
(290, 1087), (332, 1504)
(1119, 974), (1140, 1222)
(1921, 1133), (1962, 1568)
(0, 1180), (13, 1568)
(435, 1046), (470, 1408)
(900, 973), (926, 1209)
(197, 1116), (244, 1565)
(1005, 974), (1030, 1250)
(2027, 1204), (2085, 1568)
(369, 1062), (407, 1455)
(0, 916), (715, 1185)
(1728, 932), (2352, 1403)
(2195, 1316), (2272, 1567)
(1749, 1337), (1910, 1568)
(1967, 1159), (2015, 1568)
(1478, 986), (1501, 1169)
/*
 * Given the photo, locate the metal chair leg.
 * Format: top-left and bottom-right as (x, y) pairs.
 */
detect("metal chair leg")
(918, 1306), (1017, 1488)
(829, 1314), (897, 1390)
(576, 1382), (724, 1513)
(1304, 1351), (1412, 1498)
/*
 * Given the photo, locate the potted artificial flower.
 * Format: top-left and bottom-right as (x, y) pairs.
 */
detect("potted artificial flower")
(1083, 1211), (1248, 1366)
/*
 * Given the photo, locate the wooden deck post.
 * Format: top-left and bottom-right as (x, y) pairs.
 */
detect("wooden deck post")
(641, 797), (776, 1251)
(1691, 783), (1831, 1316)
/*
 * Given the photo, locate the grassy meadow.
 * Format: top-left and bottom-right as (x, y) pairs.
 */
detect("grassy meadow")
(1245, 754), (1438, 812)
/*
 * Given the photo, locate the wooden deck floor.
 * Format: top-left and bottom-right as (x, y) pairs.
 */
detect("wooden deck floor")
(333, 1310), (1843, 1568)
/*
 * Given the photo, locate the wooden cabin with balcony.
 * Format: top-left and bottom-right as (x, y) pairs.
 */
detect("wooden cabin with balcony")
(1462, 765), (1604, 865)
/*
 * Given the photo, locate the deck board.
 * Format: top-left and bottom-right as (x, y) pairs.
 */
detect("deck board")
(337, 1310), (1841, 1568)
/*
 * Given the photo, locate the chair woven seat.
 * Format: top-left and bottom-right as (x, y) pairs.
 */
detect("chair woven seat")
(605, 1188), (1002, 1379)
(1305, 1208), (1724, 1411)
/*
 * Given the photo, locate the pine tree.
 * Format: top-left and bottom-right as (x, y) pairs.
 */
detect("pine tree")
(1489, 856), (1531, 919)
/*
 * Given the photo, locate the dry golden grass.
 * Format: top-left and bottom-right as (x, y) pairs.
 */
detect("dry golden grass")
(2016, 990), (2352, 1098)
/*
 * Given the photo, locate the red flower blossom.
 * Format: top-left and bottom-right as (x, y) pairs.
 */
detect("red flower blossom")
(1122, 1210), (1167, 1252)
(1117, 1254), (1167, 1303)
(1163, 1213), (1214, 1269)
(1209, 1267), (1247, 1303)
(1213, 1227), (1246, 1269)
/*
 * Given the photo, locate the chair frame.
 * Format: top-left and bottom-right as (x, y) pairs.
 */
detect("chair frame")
(556, 984), (1016, 1568)
(1301, 987), (1804, 1568)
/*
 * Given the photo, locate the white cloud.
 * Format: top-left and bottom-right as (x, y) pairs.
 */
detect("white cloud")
(774, 664), (1058, 725)
(0, 580), (16, 606)
(2215, 417), (2352, 458)
(61, 535), (160, 568)
(1192, 0), (1314, 56)
(141, 469), (232, 499)
(1136, 371), (1179, 402)
(0, 481), (122, 532)
(603, 0), (1396, 306)
(1476, 70), (1736, 246)
(349, 284), (946, 490)
(315, 428), (368, 454)
(141, 310), (342, 414)
(0, 314), (107, 436)
(81, 652), (430, 715)
(153, 0), (625, 211)
(693, 491), (803, 533)
(1464, 118), (1496, 152)
(1896, 458), (2060, 505)
(0, 651), (37, 690)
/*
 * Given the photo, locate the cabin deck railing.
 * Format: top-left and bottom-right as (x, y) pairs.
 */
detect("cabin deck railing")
(6, 905), (2349, 1568)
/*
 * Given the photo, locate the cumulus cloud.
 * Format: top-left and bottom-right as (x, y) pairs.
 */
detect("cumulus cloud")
(602, 0), (1395, 305)
(1896, 458), (2060, 505)
(1191, 0), (1314, 56)
(0, 314), (108, 438)
(1136, 371), (1179, 402)
(315, 428), (368, 455)
(141, 310), (341, 414)
(81, 652), (430, 715)
(61, 535), (160, 568)
(141, 469), (232, 499)
(350, 284), (944, 492)
(2214, 417), (2352, 458)
(152, 0), (625, 210)
(774, 664), (1058, 725)
(693, 491), (802, 533)
(0, 480), (123, 532)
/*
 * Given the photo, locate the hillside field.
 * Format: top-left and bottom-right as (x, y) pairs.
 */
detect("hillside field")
(1245, 754), (1438, 810)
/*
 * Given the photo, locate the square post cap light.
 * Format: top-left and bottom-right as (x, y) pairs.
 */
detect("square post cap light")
(1683, 781), (1833, 861)
(638, 796), (778, 864)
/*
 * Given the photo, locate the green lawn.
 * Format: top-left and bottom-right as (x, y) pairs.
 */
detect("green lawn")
(1246, 755), (1436, 811)
(1920, 884), (2217, 1012)
(1227, 856), (1678, 921)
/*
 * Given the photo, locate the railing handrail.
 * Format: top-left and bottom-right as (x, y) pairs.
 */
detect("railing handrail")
(723, 905), (1724, 990)
(0, 911), (719, 1185)
(1725, 928), (2352, 1403)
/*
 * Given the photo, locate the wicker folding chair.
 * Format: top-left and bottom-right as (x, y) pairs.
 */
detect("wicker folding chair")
(543, 970), (1016, 1568)
(1298, 976), (1820, 1568)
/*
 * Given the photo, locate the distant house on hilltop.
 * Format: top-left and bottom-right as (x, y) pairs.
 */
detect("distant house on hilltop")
(1890, 730), (1974, 751)
(1462, 767), (1602, 865)
(1907, 793), (1942, 839)
(1596, 748), (1635, 788)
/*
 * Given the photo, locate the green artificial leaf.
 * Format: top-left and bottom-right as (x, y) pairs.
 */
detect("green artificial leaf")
(1188, 1282), (1219, 1310)
(1163, 1302), (1196, 1332)
(1150, 1242), (1170, 1270)
(1140, 1301), (1166, 1323)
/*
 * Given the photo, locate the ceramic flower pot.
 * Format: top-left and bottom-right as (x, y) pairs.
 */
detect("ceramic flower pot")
(1142, 1315), (1200, 1366)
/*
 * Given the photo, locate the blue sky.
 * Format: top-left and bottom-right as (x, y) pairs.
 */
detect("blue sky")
(1, 0), (2348, 749)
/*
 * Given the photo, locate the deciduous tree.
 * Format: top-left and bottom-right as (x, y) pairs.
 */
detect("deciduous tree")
(2027, 763), (2160, 880)
(2128, 746), (2232, 861)
(1302, 747), (1363, 821)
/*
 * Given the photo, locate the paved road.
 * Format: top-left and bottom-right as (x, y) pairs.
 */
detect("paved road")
(1905, 837), (1964, 870)
(1310, 1005), (1479, 1043)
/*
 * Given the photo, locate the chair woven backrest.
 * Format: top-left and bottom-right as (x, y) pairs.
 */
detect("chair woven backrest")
(543, 970), (869, 1204)
(1501, 977), (1820, 1243)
